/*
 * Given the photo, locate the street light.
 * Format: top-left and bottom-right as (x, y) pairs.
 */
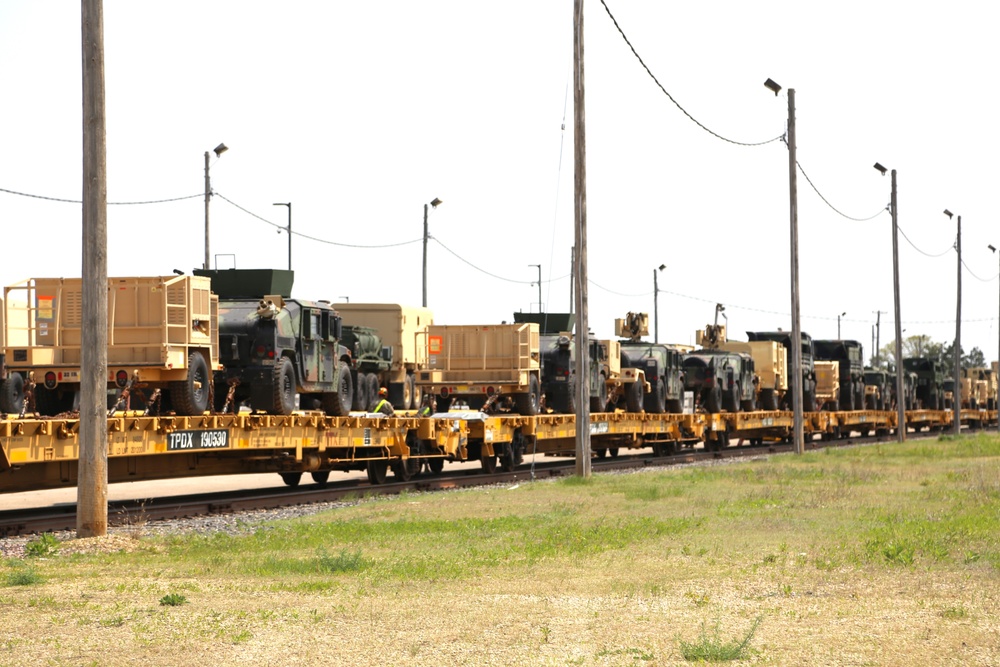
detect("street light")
(875, 162), (905, 442)
(653, 264), (666, 343)
(421, 197), (443, 307)
(837, 312), (845, 339)
(991, 244), (999, 422)
(944, 208), (961, 435)
(766, 77), (804, 454)
(272, 202), (291, 271)
(529, 264), (542, 312)
(203, 143), (228, 270)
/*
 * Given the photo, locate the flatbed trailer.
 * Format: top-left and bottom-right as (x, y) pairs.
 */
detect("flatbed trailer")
(0, 408), (995, 494)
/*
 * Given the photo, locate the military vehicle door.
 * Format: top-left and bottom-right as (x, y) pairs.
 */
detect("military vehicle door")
(320, 310), (338, 384)
(300, 309), (323, 385)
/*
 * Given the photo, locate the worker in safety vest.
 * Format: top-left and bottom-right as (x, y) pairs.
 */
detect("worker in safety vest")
(373, 387), (394, 416)
(418, 394), (437, 417)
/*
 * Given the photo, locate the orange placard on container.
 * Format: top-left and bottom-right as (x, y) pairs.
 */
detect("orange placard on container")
(429, 335), (443, 355)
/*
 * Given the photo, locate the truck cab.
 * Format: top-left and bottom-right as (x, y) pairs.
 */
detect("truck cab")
(747, 330), (817, 412)
(682, 349), (756, 413)
(197, 269), (353, 416)
(814, 339), (866, 410)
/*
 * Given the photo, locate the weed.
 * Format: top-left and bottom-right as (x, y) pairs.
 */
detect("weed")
(119, 500), (149, 539)
(24, 533), (60, 558)
(159, 593), (188, 606)
(684, 591), (710, 607)
(595, 647), (655, 661)
(678, 617), (762, 662)
(232, 629), (252, 644)
(540, 625), (551, 643)
(5, 566), (42, 587)
(317, 548), (367, 573)
(940, 605), (968, 620)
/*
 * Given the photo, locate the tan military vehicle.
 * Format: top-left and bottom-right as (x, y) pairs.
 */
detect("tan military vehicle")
(814, 361), (840, 412)
(696, 321), (787, 411)
(415, 322), (541, 414)
(3, 275), (219, 416)
(335, 303), (433, 410)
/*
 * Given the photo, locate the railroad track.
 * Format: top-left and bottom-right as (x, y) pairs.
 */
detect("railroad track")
(0, 429), (933, 538)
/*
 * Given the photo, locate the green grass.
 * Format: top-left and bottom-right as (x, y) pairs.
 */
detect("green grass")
(2, 433), (999, 665)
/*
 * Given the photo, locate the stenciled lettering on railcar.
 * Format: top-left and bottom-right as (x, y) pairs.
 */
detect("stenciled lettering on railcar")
(166, 429), (230, 451)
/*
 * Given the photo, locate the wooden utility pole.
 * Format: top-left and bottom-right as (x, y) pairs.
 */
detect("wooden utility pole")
(79, 0), (109, 537)
(890, 169), (906, 442)
(954, 215), (962, 436)
(786, 88), (804, 455)
(572, 0), (591, 477)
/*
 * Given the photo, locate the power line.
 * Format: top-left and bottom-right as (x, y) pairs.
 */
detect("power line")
(961, 258), (999, 283)
(598, 0), (783, 148)
(794, 158), (887, 222)
(214, 193), (422, 249)
(0, 185), (202, 205)
(897, 225), (953, 258)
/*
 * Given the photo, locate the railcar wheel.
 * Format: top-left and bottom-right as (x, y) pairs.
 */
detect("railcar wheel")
(596, 448), (607, 459)
(499, 446), (518, 472)
(427, 458), (445, 474)
(311, 471), (330, 486)
(0, 373), (24, 415)
(366, 460), (388, 485)
(322, 361), (354, 416)
(609, 447), (619, 458)
(480, 455), (498, 474)
(391, 459), (413, 482)
(168, 352), (212, 416)
(279, 472), (302, 487)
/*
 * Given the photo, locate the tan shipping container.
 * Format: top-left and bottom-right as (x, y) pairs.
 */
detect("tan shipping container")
(335, 303), (433, 381)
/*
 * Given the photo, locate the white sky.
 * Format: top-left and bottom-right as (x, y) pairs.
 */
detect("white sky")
(1, 2), (998, 362)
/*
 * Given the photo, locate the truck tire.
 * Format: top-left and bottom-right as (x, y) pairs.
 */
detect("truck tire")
(553, 388), (576, 414)
(589, 373), (608, 412)
(264, 356), (296, 415)
(624, 380), (643, 413)
(854, 383), (865, 410)
(0, 374), (24, 414)
(803, 388), (816, 412)
(514, 374), (541, 416)
(366, 374), (380, 411)
(171, 352), (211, 416)
(402, 375), (414, 410)
(666, 398), (683, 414)
(352, 373), (367, 411)
(741, 393), (756, 412)
(723, 384), (740, 412)
(410, 376), (422, 411)
(705, 385), (722, 414)
(840, 387), (854, 411)
(644, 379), (666, 414)
(322, 361), (354, 416)
(760, 388), (778, 411)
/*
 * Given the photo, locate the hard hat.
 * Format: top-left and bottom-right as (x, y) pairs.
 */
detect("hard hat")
(379, 387), (388, 397)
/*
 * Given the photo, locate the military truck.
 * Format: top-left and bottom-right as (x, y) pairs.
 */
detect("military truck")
(415, 322), (541, 415)
(615, 312), (684, 414)
(902, 357), (945, 410)
(695, 318), (786, 411)
(814, 339), (866, 410)
(863, 367), (890, 410)
(195, 269), (353, 416)
(518, 312), (646, 414)
(747, 330), (817, 412)
(888, 370), (917, 410)
(963, 367), (995, 410)
(336, 303), (433, 410)
(3, 275), (220, 416)
(682, 349), (756, 413)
